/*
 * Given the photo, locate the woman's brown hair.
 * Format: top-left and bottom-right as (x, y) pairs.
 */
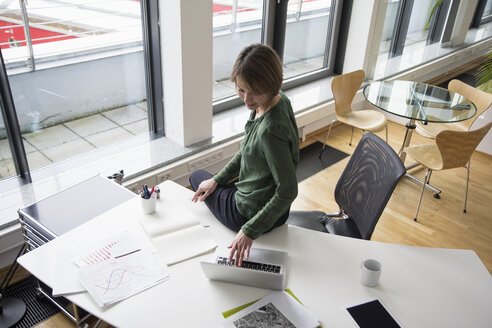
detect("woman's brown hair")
(231, 44), (283, 97)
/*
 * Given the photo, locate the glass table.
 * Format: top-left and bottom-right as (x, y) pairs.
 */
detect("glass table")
(363, 80), (477, 194)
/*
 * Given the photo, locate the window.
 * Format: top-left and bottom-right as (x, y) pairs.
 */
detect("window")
(283, 0), (334, 81)
(472, 0), (492, 27)
(212, 0), (340, 112)
(0, 0), (155, 181)
(372, 0), (492, 80)
(212, 0), (264, 102)
(481, 0), (492, 23)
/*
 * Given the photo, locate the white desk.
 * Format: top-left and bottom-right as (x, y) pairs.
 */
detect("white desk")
(18, 181), (492, 327)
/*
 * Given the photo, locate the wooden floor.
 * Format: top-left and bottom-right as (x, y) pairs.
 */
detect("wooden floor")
(296, 121), (492, 275)
(18, 121), (492, 327)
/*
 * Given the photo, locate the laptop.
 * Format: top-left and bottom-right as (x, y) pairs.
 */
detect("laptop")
(200, 246), (288, 290)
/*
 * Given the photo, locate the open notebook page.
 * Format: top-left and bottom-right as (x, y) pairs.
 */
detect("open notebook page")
(139, 205), (217, 265)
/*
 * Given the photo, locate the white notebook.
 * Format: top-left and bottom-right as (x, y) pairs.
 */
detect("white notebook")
(139, 206), (217, 265)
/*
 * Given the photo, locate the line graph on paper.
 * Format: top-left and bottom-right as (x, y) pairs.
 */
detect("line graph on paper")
(91, 261), (157, 295)
(77, 232), (169, 307)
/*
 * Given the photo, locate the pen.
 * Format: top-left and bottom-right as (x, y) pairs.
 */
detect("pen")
(114, 249), (141, 259)
(142, 185), (149, 199)
(150, 186), (155, 196)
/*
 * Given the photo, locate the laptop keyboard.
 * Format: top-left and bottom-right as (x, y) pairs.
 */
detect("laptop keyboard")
(216, 257), (281, 273)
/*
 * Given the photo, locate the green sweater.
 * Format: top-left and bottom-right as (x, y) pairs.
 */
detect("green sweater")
(214, 91), (299, 239)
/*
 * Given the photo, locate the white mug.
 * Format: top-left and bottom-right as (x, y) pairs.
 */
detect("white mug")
(361, 259), (382, 287)
(141, 193), (157, 214)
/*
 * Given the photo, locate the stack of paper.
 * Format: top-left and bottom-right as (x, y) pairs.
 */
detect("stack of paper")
(139, 206), (217, 265)
(222, 290), (320, 328)
(73, 231), (169, 307)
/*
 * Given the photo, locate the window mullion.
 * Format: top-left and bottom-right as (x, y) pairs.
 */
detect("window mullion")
(389, 0), (414, 57)
(272, 0), (289, 61)
(263, 0), (276, 46)
(141, 0), (165, 136)
(0, 49), (31, 182)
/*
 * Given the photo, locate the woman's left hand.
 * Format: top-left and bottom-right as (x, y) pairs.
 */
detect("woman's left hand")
(228, 230), (253, 267)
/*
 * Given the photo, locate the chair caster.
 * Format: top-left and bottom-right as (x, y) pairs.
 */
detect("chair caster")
(433, 193), (440, 199)
(414, 217), (417, 222)
(464, 209), (466, 213)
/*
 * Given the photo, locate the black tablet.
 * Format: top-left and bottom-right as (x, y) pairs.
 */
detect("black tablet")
(346, 299), (401, 328)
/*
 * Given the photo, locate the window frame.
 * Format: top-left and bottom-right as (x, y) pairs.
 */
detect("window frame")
(471, 0), (492, 27)
(212, 0), (343, 114)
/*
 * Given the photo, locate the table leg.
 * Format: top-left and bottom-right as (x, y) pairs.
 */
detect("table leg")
(399, 119), (442, 197)
(404, 172), (442, 195)
(398, 120), (416, 163)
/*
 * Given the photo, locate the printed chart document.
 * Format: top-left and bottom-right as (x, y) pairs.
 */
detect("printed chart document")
(222, 290), (320, 328)
(74, 231), (169, 307)
(139, 206), (217, 265)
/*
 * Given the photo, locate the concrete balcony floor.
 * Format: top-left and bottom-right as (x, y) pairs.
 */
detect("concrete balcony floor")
(0, 101), (149, 180)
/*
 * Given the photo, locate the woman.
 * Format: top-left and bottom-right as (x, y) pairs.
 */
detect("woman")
(190, 44), (299, 266)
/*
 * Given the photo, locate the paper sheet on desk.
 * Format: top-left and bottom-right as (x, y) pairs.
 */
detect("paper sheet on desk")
(222, 291), (320, 328)
(52, 248), (85, 296)
(52, 227), (157, 297)
(75, 231), (169, 307)
(78, 246), (169, 308)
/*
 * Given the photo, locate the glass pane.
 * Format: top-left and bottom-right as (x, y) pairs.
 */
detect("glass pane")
(283, 0), (332, 79)
(0, 3), (30, 68)
(379, 0), (400, 55)
(403, 0), (434, 49)
(0, 111), (16, 180)
(482, 0), (492, 20)
(373, 0), (459, 80)
(0, 0), (148, 170)
(213, 0), (264, 101)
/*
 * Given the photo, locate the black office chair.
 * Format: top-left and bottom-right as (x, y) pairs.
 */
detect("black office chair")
(287, 133), (406, 240)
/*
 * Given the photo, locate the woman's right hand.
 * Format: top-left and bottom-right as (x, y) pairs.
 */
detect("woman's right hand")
(191, 178), (218, 202)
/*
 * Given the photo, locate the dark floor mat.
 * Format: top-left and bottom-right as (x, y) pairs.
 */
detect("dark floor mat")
(297, 142), (349, 182)
(2, 275), (61, 328)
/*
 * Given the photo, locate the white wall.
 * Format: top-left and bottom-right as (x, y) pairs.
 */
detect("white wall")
(161, 0), (213, 147)
(343, 0), (378, 74)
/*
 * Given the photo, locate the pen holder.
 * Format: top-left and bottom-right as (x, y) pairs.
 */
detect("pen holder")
(141, 193), (157, 214)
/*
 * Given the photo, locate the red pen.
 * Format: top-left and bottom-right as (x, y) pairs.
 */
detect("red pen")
(150, 186), (155, 196)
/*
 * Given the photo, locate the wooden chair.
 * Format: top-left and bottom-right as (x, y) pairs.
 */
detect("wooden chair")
(416, 79), (492, 138)
(319, 69), (388, 158)
(289, 133), (405, 240)
(406, 122), (492, 221)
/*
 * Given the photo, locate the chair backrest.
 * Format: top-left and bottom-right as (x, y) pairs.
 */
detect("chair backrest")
(448, 79), (492, 130)
(334, 133), (406, 240)
(436, 121), (492, 170)
(331, 69), (365, 117)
